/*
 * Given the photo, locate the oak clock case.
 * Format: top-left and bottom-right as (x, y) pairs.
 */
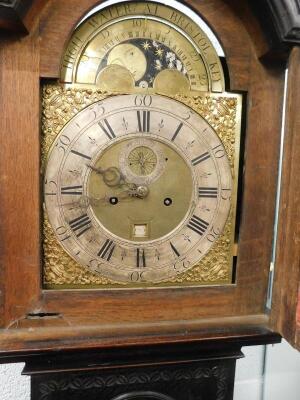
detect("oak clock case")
(1, 0), (297, 365)
(42, 1), (242, 290)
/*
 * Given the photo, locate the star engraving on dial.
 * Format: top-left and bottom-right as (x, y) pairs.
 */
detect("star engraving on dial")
(142, 41), (151, 51)
(155, 48), (164, 58)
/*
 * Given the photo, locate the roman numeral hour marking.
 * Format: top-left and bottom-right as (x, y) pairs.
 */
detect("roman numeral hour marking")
(69, 214), (92, 237)
(191, 152), (210, 166)
(70, 150), (91, 160)
(198, 187), (218, 198)
(171, 122), (183, 141)
(170, 242), (180, 257)
(187, 215), (209, 236)
(136, 248), (146, 268)
(98, 239), (115, 261)
(98, 119), (116, 140)
(61, 185), (83, 195)
(137, 110), (150, 132)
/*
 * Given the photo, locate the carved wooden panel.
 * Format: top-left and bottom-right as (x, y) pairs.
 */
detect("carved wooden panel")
(31, 361), (235, 400)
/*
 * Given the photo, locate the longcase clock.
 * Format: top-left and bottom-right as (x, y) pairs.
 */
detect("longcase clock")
(0, 0), (299, 399)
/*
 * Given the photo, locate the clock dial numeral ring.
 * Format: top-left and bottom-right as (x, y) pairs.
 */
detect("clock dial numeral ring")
(44, 94), (233, 284)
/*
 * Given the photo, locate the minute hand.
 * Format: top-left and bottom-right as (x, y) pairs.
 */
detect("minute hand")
(61, 192), (136, 209)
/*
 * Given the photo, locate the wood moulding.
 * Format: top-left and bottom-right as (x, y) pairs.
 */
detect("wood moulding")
(0, 0), (49, 33)
(265, 0), (300, 44)
(3, 0), (300, 53)
(0, 314), (281, 361)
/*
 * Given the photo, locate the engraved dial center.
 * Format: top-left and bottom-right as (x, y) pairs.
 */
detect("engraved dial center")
(128, 145), (157, 176)
(88, 138), (194, 242)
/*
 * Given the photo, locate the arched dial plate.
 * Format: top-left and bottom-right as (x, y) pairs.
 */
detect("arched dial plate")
(60, 1), (225, 93)
(44, 94), (232, 284)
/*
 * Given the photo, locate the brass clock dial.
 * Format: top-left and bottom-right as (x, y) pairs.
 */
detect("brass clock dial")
(61, 1), (225, 92)
(44, 94), (232, 284)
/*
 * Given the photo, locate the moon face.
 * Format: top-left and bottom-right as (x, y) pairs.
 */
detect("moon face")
(107, 43), (147, 82)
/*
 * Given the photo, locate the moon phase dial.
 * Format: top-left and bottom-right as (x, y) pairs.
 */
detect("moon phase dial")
(60, 2), (225, 92)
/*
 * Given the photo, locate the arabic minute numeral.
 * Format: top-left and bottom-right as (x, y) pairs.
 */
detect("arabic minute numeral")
(88, 259), (103, 273)
(55, 135), (71, 154)
(212, 144), (225, 158)
(182, 260), (191, 269)
(134, 95), (152, 107)
(130, 271), (144, 282)
(173, 259), (190, 270)
(45, 179), (57, 196)
(221, 188), (231, 200)
(56, 226), (71, 242)
(206, 226), (221, 243)
(89, 103), (105, 119)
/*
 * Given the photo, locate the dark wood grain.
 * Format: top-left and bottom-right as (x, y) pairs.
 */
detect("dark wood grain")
(0, 31), (41, 327)
(224, 0), (271, 59)
(270, 47), (300, 349)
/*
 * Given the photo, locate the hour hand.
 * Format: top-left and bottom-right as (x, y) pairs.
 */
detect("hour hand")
(87, 164), (123, 187)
